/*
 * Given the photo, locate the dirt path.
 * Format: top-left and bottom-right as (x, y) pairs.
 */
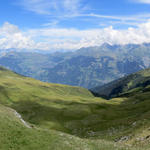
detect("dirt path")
(14, 111), (31, 128)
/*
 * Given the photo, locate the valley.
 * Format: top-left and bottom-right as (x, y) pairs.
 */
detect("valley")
(0, 66), (150, 149)
(1, 0), (150, 149)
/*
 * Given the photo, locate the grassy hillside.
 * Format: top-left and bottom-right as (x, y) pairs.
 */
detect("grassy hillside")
(1, 104), (128, 150)
(91, 68), (150, 98)
(1, 66), (150, 149)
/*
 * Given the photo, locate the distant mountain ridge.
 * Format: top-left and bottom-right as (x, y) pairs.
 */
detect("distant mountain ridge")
(91, 68), (150, 99)
(0, 43), (150, 88)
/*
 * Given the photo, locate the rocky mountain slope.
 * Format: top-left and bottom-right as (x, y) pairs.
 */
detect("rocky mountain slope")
(0, 43), (150, 88)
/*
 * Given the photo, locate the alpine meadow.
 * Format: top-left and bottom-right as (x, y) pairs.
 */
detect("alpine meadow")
(1, 0), (150, 150)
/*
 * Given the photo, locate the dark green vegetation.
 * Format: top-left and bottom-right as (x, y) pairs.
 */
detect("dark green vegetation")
(1, 66), (150, 149)
(1, 43), (150, 88)
(91, 68), (150, 99)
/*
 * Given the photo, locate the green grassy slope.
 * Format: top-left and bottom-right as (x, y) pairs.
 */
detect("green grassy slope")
(1, 104), (129, 150)
(91, 68), (150, 98)
(1, 66), (150, 149)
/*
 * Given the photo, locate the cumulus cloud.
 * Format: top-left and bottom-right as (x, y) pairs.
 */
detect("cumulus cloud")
(1, 21), (150, 51)
(0, 22), (35, 49)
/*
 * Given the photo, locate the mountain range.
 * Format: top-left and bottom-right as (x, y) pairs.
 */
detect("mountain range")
(0, 43), (150, 88)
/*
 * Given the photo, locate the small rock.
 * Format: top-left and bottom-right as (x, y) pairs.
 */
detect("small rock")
(115, 136), (130, 142)
(146, 135), (150, 139)
(132, 122), (136, 126)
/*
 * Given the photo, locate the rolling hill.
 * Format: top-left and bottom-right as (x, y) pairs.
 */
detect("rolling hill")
(91, 68), (150, 99)
(1, 66), (150, 149)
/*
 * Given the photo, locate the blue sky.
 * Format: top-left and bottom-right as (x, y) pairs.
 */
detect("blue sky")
(0, 0), (150, 51)
(1, 0), (150, 29)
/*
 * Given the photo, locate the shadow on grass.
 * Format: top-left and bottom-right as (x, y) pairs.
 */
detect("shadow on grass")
(10, 98), (144, 139)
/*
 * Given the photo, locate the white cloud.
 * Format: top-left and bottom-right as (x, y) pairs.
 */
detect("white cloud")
(82, 12), (150, 23)
(0, 22), (36, 49)
(15, 0), (150, 27)
(42, 20), (59, 27)
(132, 0), (150, 4)
(1, 22), (150, 51)
(17, 0), (85, 16)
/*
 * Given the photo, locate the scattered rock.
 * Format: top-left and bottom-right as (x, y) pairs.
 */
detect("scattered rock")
(136, 135), (150, 142)
(145, 135), (150, 139)
(115, 136), (130, 142)
(132, 122), (136, 126)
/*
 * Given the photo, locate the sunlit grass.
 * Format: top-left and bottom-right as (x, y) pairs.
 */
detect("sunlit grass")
(0, 66), (150, 149)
